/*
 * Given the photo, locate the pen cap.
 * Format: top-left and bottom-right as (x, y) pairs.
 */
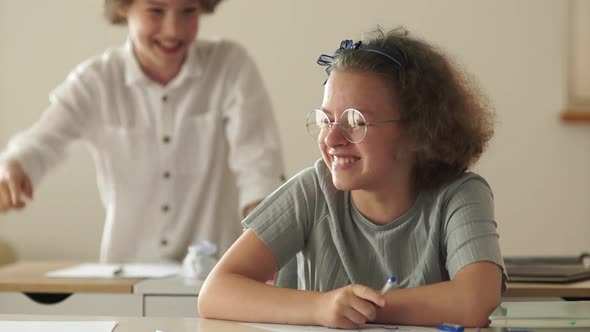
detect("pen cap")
(380, 276), (398, 295)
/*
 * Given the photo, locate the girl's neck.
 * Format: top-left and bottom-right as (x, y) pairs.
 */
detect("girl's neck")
(351, 178), (418, 226)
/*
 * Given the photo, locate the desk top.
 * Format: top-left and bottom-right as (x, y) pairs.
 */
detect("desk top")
(0, 261), (142, 294)
(0, 315), (582, 332)
(0, 315), (259, 332)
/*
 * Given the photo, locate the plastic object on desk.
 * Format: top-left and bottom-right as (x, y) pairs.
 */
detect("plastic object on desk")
(436, 323), (464, 332)
(182, 241), (218, 279)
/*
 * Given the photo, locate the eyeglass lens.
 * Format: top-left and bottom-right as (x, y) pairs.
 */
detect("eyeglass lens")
(305, 109), (367, 143)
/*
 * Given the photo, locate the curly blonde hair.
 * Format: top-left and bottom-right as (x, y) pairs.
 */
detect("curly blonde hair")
(103, 0), (224, 25)
(327, 27), (494, 190)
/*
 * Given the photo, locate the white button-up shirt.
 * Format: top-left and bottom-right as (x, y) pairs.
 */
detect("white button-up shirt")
(0, 38), (285, 262)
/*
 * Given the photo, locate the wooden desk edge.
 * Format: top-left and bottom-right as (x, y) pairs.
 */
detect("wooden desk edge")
(0, 261), (142, 294)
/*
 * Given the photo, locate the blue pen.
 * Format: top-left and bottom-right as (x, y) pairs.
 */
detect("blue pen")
(380, 276), (397, 294)
(436, 323), (464, 332)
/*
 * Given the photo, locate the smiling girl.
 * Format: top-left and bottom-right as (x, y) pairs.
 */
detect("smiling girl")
(198, 27), (505, 328)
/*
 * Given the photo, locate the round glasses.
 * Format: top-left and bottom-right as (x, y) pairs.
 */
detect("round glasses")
(305, 108), (400, 144)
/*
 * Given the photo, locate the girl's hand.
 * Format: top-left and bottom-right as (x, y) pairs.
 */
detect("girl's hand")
(314, 284), (386, 329)
(0, 159), (33, 212)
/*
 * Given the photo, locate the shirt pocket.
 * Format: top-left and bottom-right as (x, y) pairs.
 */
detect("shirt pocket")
(174, 110), (223, 174)
(101, 126), (155, 187)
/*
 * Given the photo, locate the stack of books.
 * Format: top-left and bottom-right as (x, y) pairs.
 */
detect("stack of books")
(505, 252), (590, 283)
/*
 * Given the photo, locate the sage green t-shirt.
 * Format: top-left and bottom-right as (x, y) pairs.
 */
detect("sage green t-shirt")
(243, 160), (506, 292)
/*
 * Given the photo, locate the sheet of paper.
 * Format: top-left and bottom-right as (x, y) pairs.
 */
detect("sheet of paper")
(0, 321), (117, 332)
(46, 263), (181, 278)
(241, 322), (438, 331)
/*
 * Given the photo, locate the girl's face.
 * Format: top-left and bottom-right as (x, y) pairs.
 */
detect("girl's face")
(121, 0), (200, 81)
(320, 70), (413, 193)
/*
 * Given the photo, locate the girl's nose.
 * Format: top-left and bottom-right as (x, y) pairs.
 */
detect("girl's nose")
(323, 123), (348, 147)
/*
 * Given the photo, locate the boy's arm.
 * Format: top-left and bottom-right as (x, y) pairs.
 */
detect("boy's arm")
(221, 43), (285, 214)
(0, 159), (33, 212)
(242, 200), (261, 218)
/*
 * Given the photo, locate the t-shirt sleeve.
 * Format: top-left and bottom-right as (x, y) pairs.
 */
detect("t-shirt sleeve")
(442, 175), (507, 292)
(242, 167), (319, 269)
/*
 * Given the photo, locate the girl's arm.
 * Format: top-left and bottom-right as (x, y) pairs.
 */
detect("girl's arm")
(198, 229), (387, 329)
(376, 261), (502, 327)
(376, 176), (503, 327)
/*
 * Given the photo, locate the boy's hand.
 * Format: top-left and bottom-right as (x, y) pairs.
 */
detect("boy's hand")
(242, 200), (261, 217)
(314, 284), (386, 329)
(0, 159), (33, 212)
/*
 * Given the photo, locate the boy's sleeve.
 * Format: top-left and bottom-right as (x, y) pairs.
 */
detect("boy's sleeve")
(220, 41), (285, 212)
(0, 66), (99, 187)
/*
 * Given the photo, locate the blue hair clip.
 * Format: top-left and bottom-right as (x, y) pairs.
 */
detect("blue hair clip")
(316, 39), (403, 76)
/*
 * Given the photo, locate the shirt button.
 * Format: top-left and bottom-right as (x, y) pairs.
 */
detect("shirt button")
(160, 238), (168, 246)
(161, 205), (170, 212)
(162, 95), (168, 102)
(163, 171), (171, 179)
(162, 136), (171, 144)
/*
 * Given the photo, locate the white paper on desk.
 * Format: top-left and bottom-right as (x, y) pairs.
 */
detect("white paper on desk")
(0, 321), (117, 332)
(45, 263), (181, 278)
(241, 322), (438, 331)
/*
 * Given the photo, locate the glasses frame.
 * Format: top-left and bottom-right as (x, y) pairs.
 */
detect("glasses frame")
(305, 108), (400, 144)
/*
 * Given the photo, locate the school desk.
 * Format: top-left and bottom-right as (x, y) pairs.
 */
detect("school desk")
(3, 261), (590, 318)
(136, 273), (590, 308)
(0, 261), (201, 317)
(133, 276), (202, 317)
(0, 314), (587, 332)
(0, 261), (143, 316)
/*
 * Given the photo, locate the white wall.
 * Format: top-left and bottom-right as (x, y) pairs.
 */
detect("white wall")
(0, 0), (588, 261)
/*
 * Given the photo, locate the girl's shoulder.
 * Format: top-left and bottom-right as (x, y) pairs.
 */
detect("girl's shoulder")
(443, 172), (492, 195)
(428, 172), (493, 207)
(274, 160), (335, 201)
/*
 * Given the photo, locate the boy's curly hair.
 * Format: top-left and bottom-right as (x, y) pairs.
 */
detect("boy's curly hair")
(103, 0), (223, 25)
(329, 27), (494, 190)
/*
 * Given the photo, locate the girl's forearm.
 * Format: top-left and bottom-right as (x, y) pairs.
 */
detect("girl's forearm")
(376, 279), (500, 327)
(198, 272), (322, 325)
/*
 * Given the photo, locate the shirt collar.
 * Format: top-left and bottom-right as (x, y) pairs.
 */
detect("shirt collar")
(123, 38), (146, 86)
(123, 37), (204, 87)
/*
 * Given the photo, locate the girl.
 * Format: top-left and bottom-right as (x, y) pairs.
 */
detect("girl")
(198, 27), (505, 328)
